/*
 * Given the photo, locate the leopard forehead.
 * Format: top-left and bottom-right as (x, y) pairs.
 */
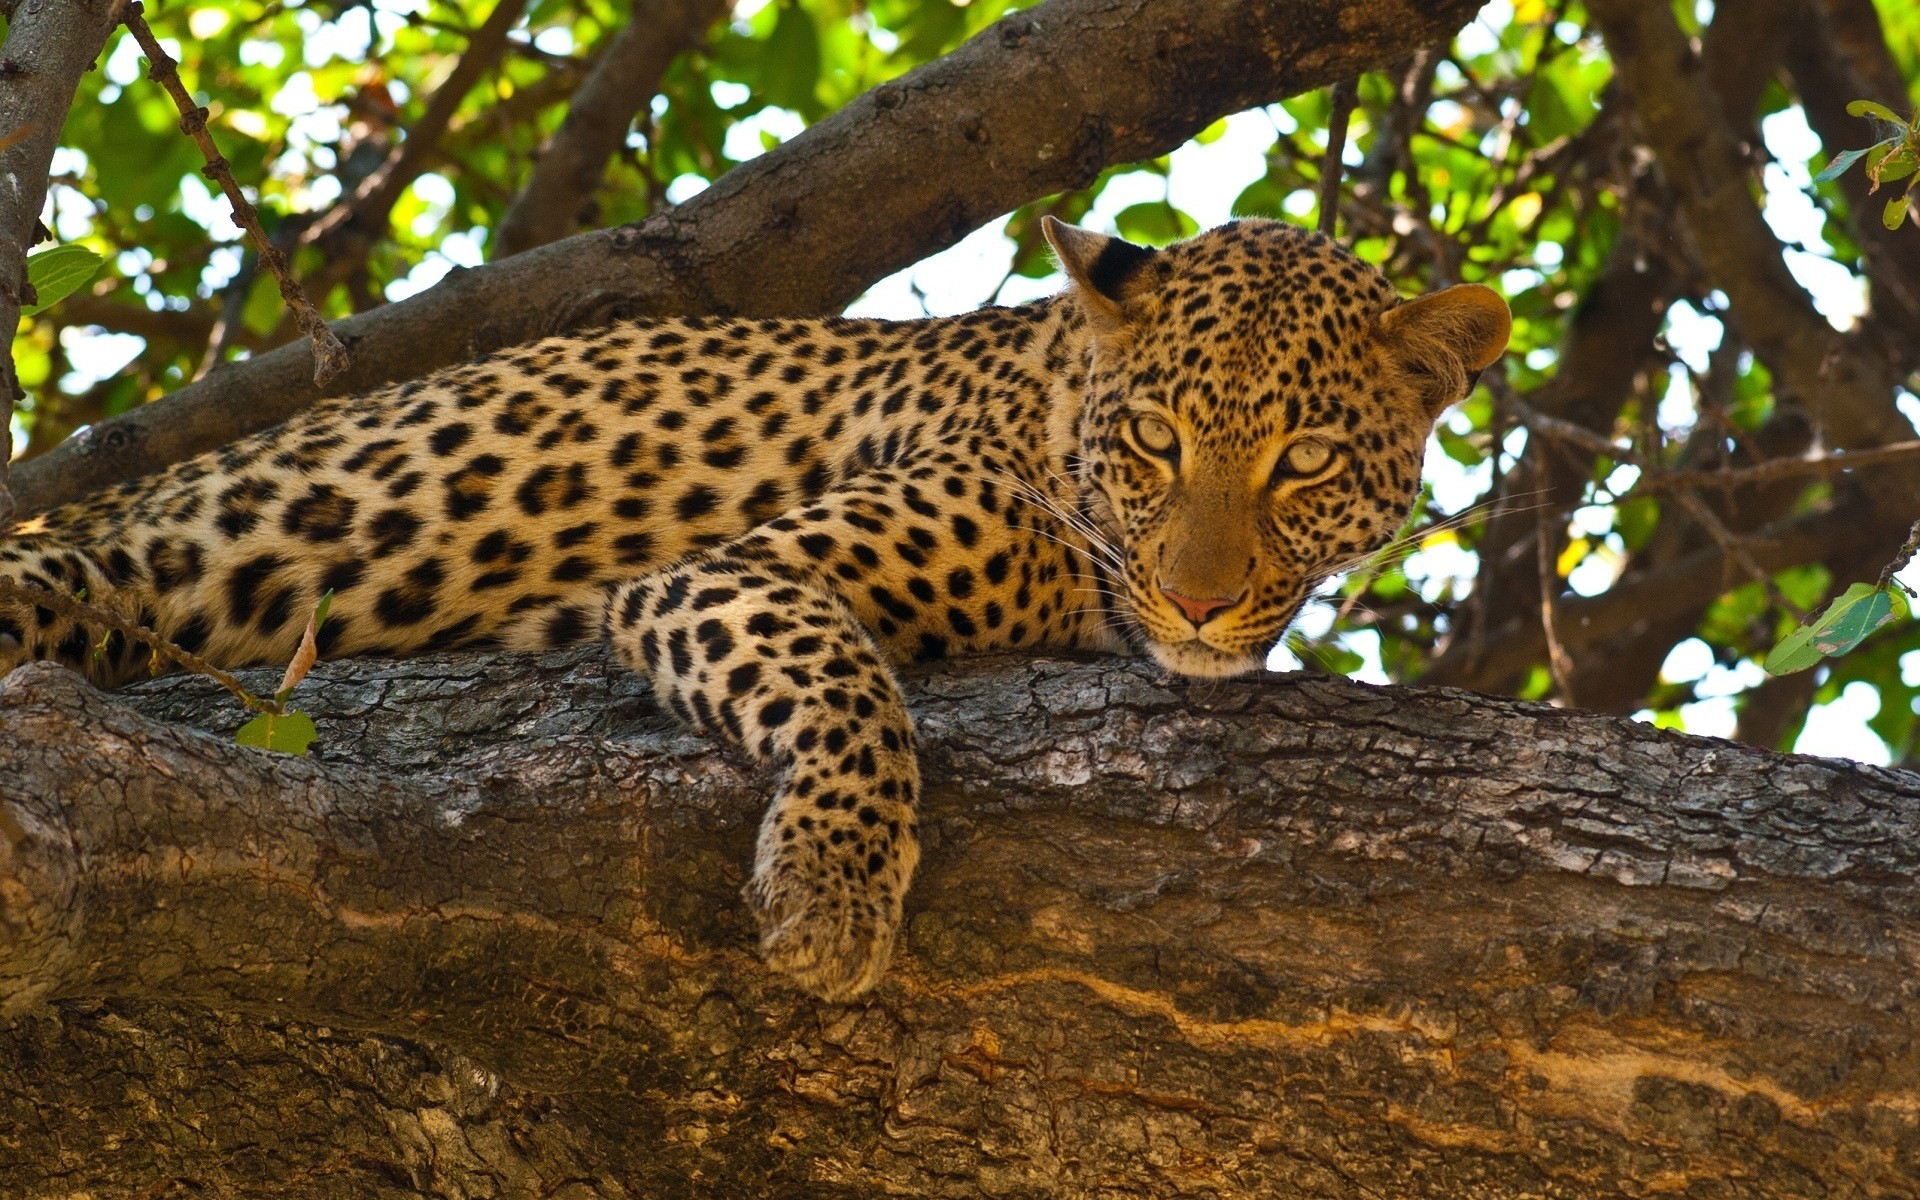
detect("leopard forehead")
(1096, 218), (1404, 435)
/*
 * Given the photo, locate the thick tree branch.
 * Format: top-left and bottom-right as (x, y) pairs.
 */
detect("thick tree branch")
(3, 649), (1919, 1193)
(0, 0), (119, 530)
(493, 0), (727, 258)
(9, 0), (1487, 518)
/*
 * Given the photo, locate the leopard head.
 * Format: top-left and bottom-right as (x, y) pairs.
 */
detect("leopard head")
(1045, 216), (1510, 678)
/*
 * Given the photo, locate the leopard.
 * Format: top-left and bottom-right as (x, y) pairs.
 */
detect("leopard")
(0, 217), (1509, 999)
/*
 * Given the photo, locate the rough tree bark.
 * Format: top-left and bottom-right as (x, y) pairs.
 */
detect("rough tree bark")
(3, 649), (1917, 1197)
(0, 0), (122, 528)
(9, 0), (1485, 517)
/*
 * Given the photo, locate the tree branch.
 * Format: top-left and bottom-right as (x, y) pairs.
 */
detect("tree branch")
(1588, 0), (1913, 459)
(3, 648), (1919, 1192)
(1425, 496), (1895, 691)
(0, 0), (120, 531)
(493, 0), (727, 258)
(296, 0), (531, 253)
(8, 0), (1488, 518)
(120, 3), (348, 387)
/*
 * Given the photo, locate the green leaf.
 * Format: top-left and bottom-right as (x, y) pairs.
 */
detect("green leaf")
(1113, 202), (1197, 247)
(1616, 496), (1661, 552)
(1811, 584), (1894, 654)
(1846, 99), (1905, 124)
(1873, 149), (1918, 185)
(1763, 622), (1826, 675)
(1435, 423), (1485, 467)
(21, 245), (105, 316)
(1885, 194), (1911, 231)
(759, 3), (821, 115)
(1814, 146), (1869, 183)
(1764, 583), (1903, 675)
(235, 708), (319, 755)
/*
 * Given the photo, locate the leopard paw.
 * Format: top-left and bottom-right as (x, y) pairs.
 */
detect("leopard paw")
(744, 803), (917, 1000)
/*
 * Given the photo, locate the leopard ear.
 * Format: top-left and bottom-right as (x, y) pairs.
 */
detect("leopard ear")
(1042, 216), (1157, 326)
(1377, 284), (1511, 418)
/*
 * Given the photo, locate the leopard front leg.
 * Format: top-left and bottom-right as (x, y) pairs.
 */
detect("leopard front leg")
(606, 547), (920, 1000)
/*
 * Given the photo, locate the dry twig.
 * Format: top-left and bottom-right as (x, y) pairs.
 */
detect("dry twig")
(0, 576), (265, 711)
(121, 1), (349, 386)
(1876, 517), (1920, 593)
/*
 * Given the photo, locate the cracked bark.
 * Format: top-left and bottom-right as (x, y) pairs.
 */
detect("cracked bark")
(3, 648), (1918, 1197)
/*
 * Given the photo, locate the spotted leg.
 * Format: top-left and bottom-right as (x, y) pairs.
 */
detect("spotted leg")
(604, 524), (922, 1000)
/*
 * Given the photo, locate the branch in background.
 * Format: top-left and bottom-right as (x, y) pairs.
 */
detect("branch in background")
(1786, 0), (1920, 374)
(297, 0), (530, 253)
(1315, 77), (1357, 238)
(10, 0), (1488, 517)
(493, 0), (728, 258)
(120, 3), (348, 387)
(1505, 389), (1812, 619)
(1425, 498), (1893, 691)
(1587, 0), (1911, 458)
(58, 290), (262, 352)
(0, 0), (120, 531)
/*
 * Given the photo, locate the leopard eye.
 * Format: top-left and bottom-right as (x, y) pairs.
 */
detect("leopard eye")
(1130, 414), (1179, 461)
(1272, 438), (1336, 486)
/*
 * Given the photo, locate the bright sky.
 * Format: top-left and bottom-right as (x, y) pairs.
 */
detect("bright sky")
(28, 0), (1920, 765)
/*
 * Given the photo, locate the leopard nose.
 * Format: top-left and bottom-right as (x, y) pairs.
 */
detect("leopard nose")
(1159, 585), (1242, 628)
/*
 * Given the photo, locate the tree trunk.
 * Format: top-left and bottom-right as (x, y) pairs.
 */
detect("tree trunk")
(2, 649), (1917, 1197)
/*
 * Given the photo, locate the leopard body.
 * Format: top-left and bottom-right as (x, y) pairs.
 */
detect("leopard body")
(0, 218), (1508, 996)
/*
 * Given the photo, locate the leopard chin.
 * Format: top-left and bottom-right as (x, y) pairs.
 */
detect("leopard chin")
(1143, 638), (1266, 679)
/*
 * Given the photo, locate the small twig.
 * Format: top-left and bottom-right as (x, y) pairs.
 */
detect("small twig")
(1534, 505), (1577, 704)
(1672, 489), (1810, 622)
(120, 1), (349, 386)
(1876, 517), (1920, 593)
(1500, 390), (1813, 620)
(1506, 393), (1920, 496)
(1318, 78), (1358, 238)
(0, 576), (266, 711)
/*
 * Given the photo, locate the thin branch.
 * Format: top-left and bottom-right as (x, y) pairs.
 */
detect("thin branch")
(298, 0), (530, 251)
(1317, 77), (1358, 238)
(1671, 488), (1810, 621)
(120, 2), (348, 387)
(1503, 390), (1810, 618)
(494, 0), (727, 258)
(0, 576), (265, 712)
(1876, 517), (1920, 593)
(1534, 505), (1577, 702)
